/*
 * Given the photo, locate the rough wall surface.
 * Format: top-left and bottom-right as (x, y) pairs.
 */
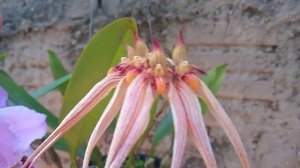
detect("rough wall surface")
(1, 0), (300, 168)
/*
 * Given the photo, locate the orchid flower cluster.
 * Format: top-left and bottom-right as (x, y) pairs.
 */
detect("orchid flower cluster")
(0, 87), (47, 168)
(23, 33), (249, 168)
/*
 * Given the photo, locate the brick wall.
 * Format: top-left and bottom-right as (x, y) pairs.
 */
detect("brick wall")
(1, 0), (299, 167)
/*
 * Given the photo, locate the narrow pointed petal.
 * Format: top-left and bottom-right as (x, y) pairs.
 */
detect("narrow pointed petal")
(109, 84), (154, 168)
(82, 79), (128, 168)
(168, 83), (187, 168)
(105, 74), (148, 167)
(195, 79), (250, 168)
(22, 74), (122, 168)
(177, 81), (217, 168)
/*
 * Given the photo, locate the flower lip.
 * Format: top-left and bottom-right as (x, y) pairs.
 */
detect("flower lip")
(153, 77), (168, 95)
(181, 73), (201, 92)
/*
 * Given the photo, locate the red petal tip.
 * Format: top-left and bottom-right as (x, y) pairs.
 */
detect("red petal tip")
(177, 30), (184, 46)
(193, 66), (206, 75)
(133, 33), (140, 43)
(152, 36), (160, 50)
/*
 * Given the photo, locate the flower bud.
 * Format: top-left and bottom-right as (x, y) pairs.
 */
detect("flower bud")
(134, 34), (149, 57)
(172, 31), (187, 64)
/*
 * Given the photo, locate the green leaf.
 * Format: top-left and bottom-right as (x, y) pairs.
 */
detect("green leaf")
(200, 64), (227, 113)
(0, 70), (59, 129)
(59, 18), (137, 164)
(32, 75), (71, 99)
(0, 53), (6, 62)
(151, 64), (228, 153)
(48, 50), (69, 94)
(77, 145), (104, 167)
(151, 111), (173, 154)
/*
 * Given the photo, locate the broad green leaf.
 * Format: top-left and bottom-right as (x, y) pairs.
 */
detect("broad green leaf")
(0, 70), (59, 128)
(48, 50), (69, 94)
(32, 75), (71, 99)
(60, 18), (137, 164)
(151, 64), (228, 153)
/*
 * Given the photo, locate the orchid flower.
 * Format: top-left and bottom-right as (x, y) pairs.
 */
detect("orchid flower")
(23, 33), (250, 168)
(0, 87), (47, 168)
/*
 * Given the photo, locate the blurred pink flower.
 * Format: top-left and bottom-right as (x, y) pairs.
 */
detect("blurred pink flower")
(0, 87), (47, 168)
(0, 87), (8, 108)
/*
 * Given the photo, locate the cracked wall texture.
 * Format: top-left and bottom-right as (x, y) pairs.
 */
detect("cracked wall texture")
(0, 0), (300, 168)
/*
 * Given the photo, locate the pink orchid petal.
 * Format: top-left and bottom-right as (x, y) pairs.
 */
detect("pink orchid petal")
(0, 87), (8, 108)
(105, 73), (148, 167)
(109, 83), (153, 168)
(0, 119), (21, 168)
(0, 107), (46, 168)
(0, 106), (47, 151)
(196, 79), (250, 168)
(23, 74), (122, 168)
(82, 78), (128, 168)
(168, 83), (187, 168)
(177, 81), (217, 168)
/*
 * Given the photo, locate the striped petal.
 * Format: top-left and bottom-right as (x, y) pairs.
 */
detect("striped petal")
(195, 79), (250, 168)
(82, 78), (128, 168)
(177, 80), (217, 168)
(22, 73), (122, 168)
(105, 73), (148, 167)
(168, 83), (187, 168)
(108, 83), (153, 168)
